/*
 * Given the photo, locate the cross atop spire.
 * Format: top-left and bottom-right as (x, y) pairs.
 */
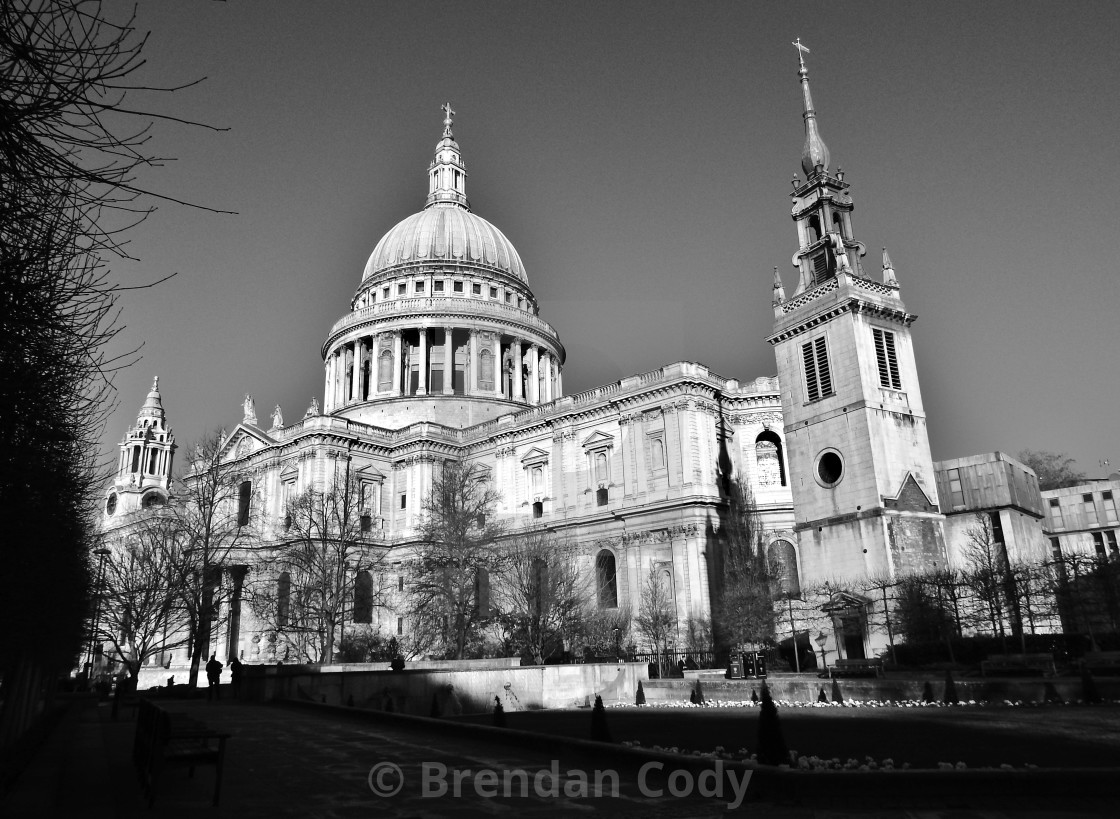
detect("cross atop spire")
(427, 103), (470, 209)
(793, 37), (810, 69)
(441, 102), (455, 137)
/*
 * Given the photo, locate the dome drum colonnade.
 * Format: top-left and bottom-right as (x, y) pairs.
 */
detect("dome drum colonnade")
(321, 105), (564, 419)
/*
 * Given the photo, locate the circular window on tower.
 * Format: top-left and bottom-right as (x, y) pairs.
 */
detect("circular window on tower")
(815, 449), (844, 488)
(105, 492), (117, 516)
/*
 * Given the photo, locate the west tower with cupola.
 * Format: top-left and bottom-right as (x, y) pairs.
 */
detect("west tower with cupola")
(104, 376), (176, 520)
(767, 43), (946, 599)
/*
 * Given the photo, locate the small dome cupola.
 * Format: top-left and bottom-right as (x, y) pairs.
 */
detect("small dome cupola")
(426, 103), (470, 210)
(795, 39), (830, 177)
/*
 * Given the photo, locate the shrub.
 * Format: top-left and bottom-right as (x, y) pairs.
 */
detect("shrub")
(817, 687), (828, 703)
(943, 670), (960, 705)
(635, 680), (646, 706)
(755, 684), (789, 766)
(492, 696), (506, 727)
(390, 655), (405, 672)
(694, 680), (705, 704)
(921, 680), (934, 704)
(831, 678), (844, 705)
(591, 694), (612, 742)
(751, 688), (759, 703)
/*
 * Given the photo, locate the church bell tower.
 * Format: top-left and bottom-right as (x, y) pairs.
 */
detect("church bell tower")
(767, 42), (946, 586)
(104, 376), (176, 519)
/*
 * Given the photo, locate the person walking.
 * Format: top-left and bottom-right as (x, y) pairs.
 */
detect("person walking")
(229, 656), (243, 699)
(205, 654), (224, 700)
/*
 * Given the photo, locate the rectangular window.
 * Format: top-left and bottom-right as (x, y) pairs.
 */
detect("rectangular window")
(1092, 531), (1106, 557)
(453, 280), (464, 293)
(1083, 494), (1099, 526)
(415, 280), (425, 293)
(532, 501), (543, 519)
(472, 283), (482, 295)
(1107, 530), (1119, 557)
(398, 283), (407, 295)
(596, 487), (609, 506)
(812, 251), (829, 281)
(801, 336), (833, 402)
(872, 328), (902, 389)
(397, 617), (403, 636)
(489, 286), (498, 298)
(505, 293), (512, 303)
(1049, 498), (1064, 528)
(383, 286), (390, 299)
(1103, 491), (1117, 524)
(434, 280), (444, 292)
(1049, 537), (1062, 559)
(947, 468), (964, 508)
(398, 575), (404, 592)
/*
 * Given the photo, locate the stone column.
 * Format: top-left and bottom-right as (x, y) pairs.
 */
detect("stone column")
(528, 345), (539, 404)
(417, 328), (428, 396)
(512, 339), (524, 401)
(541, 351), (552, 402)
(337, 349), (346, 408)
(392, 331), (403, 396)
(556, 366), (562, 398)
(225, 566), (248, 663)
(443, 327), (454, 395)
(350, 339), (361, 402)
(493, 334), (503, 397)
(468, 329), (478, 395)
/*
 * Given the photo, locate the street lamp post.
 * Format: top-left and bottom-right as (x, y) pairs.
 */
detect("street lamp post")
(815, 631), (829, 673)
(612, 627), (621, 663)
(87, 546), (111, 680)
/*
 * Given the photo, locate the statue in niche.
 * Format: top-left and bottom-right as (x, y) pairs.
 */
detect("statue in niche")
(305, 397), (319, 418)
(243, 394), (257, 425)
(271, 404), (283, 429)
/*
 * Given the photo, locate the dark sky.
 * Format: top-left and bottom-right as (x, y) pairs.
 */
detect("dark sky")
(99, 1), (1120, 479)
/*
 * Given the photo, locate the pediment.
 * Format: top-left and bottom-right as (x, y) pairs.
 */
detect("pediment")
(220, 425), (274, 461)
(354, 463), (386, 481)
(882, 472), (938, 513)
(821, 591), (871, 612)
(519, 446), (550, 466)
(581, 430), (615, 450)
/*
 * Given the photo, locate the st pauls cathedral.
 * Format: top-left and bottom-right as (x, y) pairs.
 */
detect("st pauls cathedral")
(105, 50), (1088, 670)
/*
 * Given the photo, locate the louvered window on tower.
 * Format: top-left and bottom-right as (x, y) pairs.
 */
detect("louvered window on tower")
(873, 328), (902, 389)
(801, 337), (833, 402)
(812, 251), (829, 283)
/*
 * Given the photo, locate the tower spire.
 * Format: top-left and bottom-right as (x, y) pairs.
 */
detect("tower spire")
(794, 39), (830, 176)
(426, 102), (470, 210)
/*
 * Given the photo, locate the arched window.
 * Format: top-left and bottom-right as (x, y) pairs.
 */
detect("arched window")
(238, 480), (252, 526)
(596, 550), (618, 609)
(595, 452), (608, 484)
(755, 430), (786, 487)
(278, 572), (291, 626)
(131, 447), (140, 473)
(531, 466), (543, 493)
(806, 214), (821, 244)
(768, 540), (801, 599)
(353, 571), (373, 624)
(142, 492), (164, 509)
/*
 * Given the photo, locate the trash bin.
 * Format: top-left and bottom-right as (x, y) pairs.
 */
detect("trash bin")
(726, 659), (743, 679)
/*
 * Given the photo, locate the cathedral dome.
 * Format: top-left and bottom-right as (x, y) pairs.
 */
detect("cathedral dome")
(361, 204), (528, 283)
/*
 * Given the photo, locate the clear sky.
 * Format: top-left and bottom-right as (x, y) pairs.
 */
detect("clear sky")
(98, 0), (1120, 480)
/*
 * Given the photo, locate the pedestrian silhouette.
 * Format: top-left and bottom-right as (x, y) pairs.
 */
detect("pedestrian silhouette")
(229, 657), (243, 699)
(206, 654), (223, 700)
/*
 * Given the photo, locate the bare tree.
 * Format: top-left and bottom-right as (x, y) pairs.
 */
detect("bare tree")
(634, 563), (677, 659)
(253, 471), (387, 664)
(580, 607), (633, 660)
(98, 514), (192, 684)
(961, 513), (1010, 642)
(493, 529), (590, 664)
(1, 0), (222, 743)
(171, 432), (259, 687)
(409, 460), (505, 659)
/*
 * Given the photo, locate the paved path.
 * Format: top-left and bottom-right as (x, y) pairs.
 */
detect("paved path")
(3, 697), (1115, 818)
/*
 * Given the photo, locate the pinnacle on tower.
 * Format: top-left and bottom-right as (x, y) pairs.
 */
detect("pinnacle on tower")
(882, 247), (898, 286)
(794, 39), (830, 177)
(772, 267), (786, 306)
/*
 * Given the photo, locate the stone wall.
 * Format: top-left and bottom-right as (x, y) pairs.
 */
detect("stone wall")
(242, 661), (648, 715)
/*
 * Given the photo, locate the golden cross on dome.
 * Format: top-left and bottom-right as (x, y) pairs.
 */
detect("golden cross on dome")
(441, 102), (455, 136)
(793, 38), (810, 69)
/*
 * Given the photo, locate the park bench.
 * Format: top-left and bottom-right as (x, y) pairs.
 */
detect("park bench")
(1080, 651), (1120, 675)
(980, 652), (1057, 677)
(828, 658), (883, 678)
(133, 700), (230, 807)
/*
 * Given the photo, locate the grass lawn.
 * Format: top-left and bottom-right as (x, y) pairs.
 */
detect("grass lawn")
(458, 705), (1120, 769)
